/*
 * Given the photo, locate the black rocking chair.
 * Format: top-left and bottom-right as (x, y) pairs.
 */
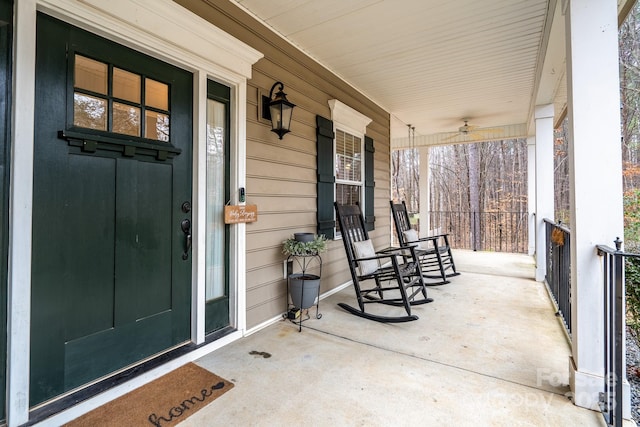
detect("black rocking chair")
(390, 201), (460, 285)
(334, 202), (433, 323)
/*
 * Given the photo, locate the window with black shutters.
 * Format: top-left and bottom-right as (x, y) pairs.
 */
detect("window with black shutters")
(316, 100), (375, 238)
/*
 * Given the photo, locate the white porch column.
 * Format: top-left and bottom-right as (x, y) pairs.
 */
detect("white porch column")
(527, 137), (537, 256)
(534, 106), (554, 282)
(565, 0), (626, 415)
(418, 146), (430, 236)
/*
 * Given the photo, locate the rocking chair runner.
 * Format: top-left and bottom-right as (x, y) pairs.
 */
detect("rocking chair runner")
(334, 202), (433, 323)
(390, 201), (460, 285)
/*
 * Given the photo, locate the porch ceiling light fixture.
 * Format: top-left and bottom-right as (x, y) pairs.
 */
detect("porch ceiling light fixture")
(267, 81), (295, 139)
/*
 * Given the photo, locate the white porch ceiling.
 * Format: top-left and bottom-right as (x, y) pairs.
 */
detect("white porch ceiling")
(232, 0), (635, 148)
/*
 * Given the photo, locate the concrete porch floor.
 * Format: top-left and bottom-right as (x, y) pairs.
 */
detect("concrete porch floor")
(186, 250), (611, 426)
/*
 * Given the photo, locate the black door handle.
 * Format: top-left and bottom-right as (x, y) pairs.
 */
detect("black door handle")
(181, 219), (191, 260)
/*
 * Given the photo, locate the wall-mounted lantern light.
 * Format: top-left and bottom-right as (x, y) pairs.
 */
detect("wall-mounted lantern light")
(265, 81), (295, 139)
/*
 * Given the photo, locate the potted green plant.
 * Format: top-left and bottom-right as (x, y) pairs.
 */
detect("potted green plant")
(282, 234), (327, 309)
(282, 233), (328, 256)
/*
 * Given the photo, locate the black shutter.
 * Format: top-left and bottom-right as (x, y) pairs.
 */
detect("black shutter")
(316, 115), (335, 239)
(364, 135), (375, 231)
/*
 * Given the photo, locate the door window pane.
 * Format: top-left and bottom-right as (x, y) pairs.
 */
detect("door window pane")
(72, 54), (170, 141)
(113, 102), (141, 137)
(113, 68), (141, 103)
(146, 78), (169, 111)
(73, 93), (107, 130)
(74, 55), (107, 94)
(206, 99), (226, 301)
(145, 111), (170, 142)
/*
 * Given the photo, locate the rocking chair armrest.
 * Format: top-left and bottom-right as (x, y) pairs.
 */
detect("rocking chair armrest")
(424, 233), (452, 250)
(427, 232), (450, 240)
(401, 236), (440, 251)
(352, 252), (399, 275)
(378, 244), (418, 253)
(352, 253), (395, 263)
(413, 235), (440, 243)
(377, 245), (417, 256)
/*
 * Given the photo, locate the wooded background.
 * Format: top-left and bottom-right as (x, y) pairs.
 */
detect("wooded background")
(391, 1), (640, 252)
(392, 139), (528, 252)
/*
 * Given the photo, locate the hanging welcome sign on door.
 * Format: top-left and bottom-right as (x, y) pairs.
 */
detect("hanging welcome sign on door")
(224, 205), (258, 224)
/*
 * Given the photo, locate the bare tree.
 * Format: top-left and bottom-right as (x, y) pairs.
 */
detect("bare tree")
(393, 138), (528, 252)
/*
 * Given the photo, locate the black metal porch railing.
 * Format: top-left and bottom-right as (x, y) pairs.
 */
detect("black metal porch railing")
(544, 219), (572, 337)
(597, 239), (635, 427)
(424, 211), (528, 253)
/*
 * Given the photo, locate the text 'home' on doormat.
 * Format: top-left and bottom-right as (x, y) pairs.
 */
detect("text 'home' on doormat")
(64, 362), (234, 427)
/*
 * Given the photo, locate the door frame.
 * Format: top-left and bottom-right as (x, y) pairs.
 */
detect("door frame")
(9, 0), (262, 424)
(0, 0), (12, 422)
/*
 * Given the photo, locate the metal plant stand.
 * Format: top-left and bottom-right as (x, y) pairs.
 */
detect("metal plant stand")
(284, 253), (322, 331)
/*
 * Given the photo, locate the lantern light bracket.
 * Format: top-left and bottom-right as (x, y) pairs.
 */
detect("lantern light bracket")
(261, 81), (295, 140)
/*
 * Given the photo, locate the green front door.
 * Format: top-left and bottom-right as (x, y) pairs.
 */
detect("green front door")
(30, 14), (193, 406)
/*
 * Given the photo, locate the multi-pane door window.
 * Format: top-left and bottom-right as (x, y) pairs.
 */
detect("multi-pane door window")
(73, 54), (170, 141)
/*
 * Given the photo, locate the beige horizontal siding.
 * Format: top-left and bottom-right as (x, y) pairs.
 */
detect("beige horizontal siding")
(175, 0), (391, 329)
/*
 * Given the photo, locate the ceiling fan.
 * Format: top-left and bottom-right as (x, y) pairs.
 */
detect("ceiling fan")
(444, 119), (503, 141)
(457, 120), (476, 134)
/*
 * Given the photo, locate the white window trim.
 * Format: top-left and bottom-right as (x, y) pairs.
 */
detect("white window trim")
(329, 99), (372, 135)
(329, 100), (371, 236)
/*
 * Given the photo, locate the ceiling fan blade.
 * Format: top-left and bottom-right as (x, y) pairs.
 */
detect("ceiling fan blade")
(462, 131), (507, 143)
(443, 133), (466, 141)
(442, 121), (506, 143)
(472, 127), (504, 133)
(443, 134), (459, 141)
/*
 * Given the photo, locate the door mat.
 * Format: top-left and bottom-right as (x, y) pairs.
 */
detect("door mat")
(65, 363), (234, 427)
